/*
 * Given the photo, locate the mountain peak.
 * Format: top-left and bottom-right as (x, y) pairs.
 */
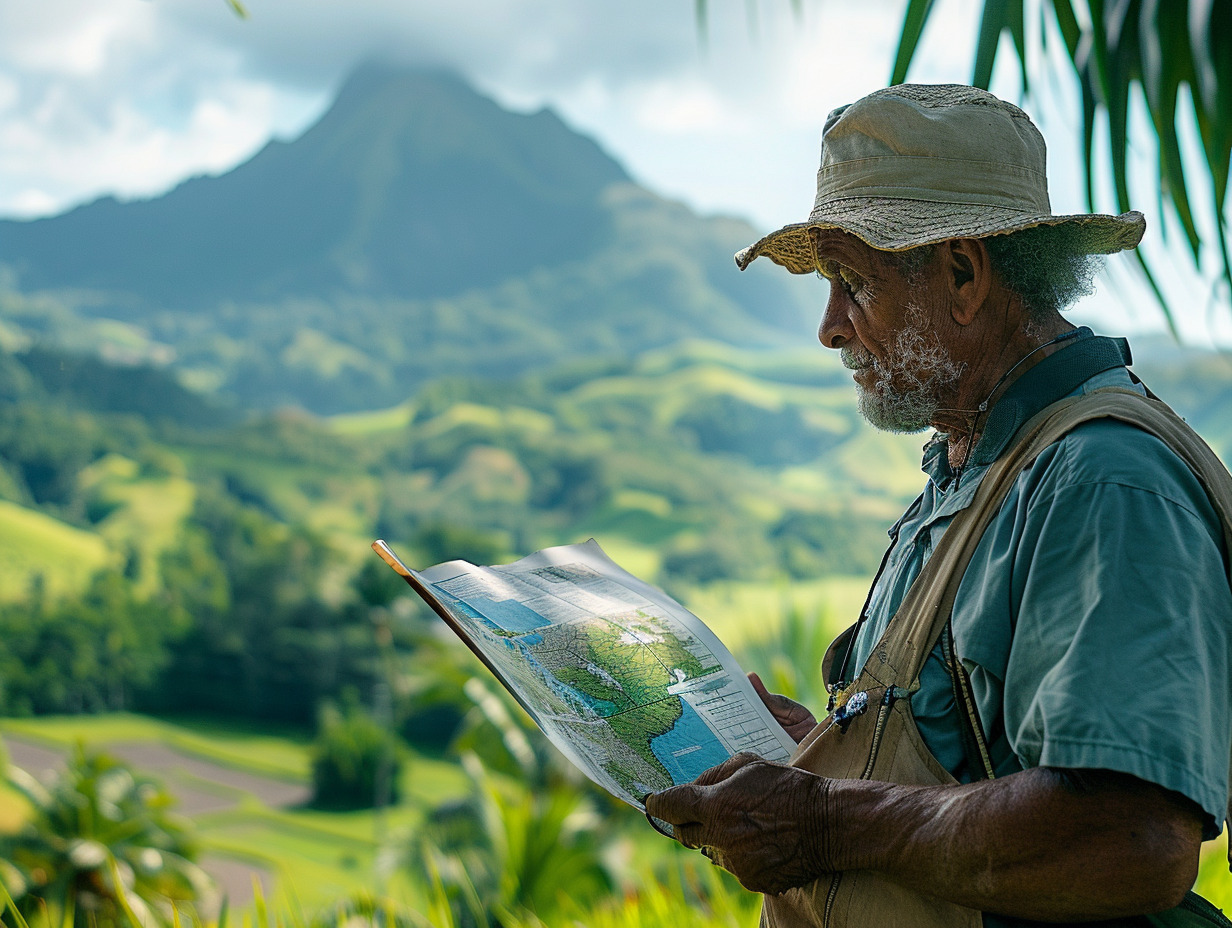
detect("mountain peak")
(0, 66), (818, 413)
(1, 64), (629, 303)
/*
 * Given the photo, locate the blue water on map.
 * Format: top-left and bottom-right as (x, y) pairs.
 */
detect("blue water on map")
(470, 596), (549, 634)
(649, 702), (729, 784)
(566, 686), (617, 718)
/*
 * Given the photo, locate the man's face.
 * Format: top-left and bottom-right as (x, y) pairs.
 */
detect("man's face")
(812, 230), (965, 433)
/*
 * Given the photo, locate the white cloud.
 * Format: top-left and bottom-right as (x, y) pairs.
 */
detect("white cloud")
(0, 0), (942, 227)
(632, 81), (730, 134)
(7, 189), (58, 216)
(0, 0), (149, 75)
(0, 71), (324, 217)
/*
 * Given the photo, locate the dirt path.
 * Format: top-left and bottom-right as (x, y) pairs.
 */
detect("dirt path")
(5, 735), (308, 907)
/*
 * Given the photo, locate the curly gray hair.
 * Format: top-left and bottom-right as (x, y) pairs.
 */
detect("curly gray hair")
(891, 224), (1104, 318)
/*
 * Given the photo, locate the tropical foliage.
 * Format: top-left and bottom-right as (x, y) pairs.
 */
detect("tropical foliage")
(892, 0), (1231, 331)
(734, 605), (835, 713)
(0, 746), (215, 927)
(407, 753), (616, 927)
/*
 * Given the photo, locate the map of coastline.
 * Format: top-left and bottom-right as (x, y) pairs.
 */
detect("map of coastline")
(403, 539), (798, 808)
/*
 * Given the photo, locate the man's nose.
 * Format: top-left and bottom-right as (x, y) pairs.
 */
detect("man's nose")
(817, 288), (852, 350)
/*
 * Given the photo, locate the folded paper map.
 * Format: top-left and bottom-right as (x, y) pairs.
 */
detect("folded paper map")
(372, 538), (797, 819)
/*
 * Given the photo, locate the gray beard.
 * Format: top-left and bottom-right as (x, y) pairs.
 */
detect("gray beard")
(844, 306), (965, 434)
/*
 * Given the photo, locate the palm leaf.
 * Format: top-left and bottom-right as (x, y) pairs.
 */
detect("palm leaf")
(891, 0), (937, 85)
(1100, 0), (1136, 215)
(890, 0), (1232, 333)
(972, 0), (1028, 92)
(1051, 0), (1083, 55)
(1139, 0), (1201, 258)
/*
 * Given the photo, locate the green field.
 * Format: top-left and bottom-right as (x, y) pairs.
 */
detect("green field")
(0, 713), (470, 916)
(0, 500), (111, 601)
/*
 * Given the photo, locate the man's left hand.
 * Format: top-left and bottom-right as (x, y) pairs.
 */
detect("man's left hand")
(645, 752), (835, 895)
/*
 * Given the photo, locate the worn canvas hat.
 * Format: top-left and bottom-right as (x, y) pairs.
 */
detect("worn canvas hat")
(735, 84), (1145, 274)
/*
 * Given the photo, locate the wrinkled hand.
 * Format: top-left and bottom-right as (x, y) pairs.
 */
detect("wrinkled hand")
(749, 672), (817, 743)
(645, 752), (836, 895)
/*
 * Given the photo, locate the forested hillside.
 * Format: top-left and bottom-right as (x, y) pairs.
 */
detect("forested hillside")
(0, 338), (926, 721)
(3, 63), (1228, 737)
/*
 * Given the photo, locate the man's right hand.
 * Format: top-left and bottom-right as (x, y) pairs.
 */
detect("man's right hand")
(748, 672), (816, 742)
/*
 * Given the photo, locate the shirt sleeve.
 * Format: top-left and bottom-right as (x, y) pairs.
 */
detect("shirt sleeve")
(962, 419), (1232, 838)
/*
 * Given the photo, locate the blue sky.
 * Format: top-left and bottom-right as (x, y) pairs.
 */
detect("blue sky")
(1, 0), (1226, 344)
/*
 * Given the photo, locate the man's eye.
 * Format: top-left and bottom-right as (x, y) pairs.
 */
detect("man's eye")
(838, 268), (864, 295)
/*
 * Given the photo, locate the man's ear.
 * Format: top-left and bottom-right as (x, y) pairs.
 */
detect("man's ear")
(942, 238), (992, 325)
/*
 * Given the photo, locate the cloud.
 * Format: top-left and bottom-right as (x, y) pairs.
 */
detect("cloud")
(0, 0), (1053, 234)
(0, 0), (933, 225)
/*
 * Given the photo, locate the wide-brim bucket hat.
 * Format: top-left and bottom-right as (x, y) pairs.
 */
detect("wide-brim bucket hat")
(735, 84), (1145, 274)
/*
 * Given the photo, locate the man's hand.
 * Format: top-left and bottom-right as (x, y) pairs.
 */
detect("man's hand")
(645, 752), (835, 895)
(748, 672), (816, 743)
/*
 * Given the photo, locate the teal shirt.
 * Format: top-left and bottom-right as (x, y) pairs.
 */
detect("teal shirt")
(838, 329), (1232, 865)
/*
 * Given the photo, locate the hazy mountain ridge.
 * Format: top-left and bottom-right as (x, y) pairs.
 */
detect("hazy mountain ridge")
(0, 64), (818, 412)
(0, 65), (629, 304)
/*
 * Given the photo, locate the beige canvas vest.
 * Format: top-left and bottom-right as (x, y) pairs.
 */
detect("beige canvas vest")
(761, 388), (1232, 928)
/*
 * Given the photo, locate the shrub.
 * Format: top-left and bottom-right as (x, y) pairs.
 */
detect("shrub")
(310, 697), (403, 810)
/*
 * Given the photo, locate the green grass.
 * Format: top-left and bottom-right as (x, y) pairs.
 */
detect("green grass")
(92, 471), (197, 596)
(281, 328), (374, 379)
(0, 779), (30, 832)
(1195, 831), (1232, 909)
(0, 713), (311, 782)
(327, 403), (415, 436)
(0, 712), (473, 918)
(680, 575), (866, 652)
(0, 499), (111, 601)
(588, 502), (695, 546)
(0, 455), (197, 602)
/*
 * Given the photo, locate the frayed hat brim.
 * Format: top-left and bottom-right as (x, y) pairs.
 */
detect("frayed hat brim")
(734, 199), (1146, 273)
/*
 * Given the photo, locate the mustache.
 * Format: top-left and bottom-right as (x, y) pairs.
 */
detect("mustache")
(841, 345), (875, 370)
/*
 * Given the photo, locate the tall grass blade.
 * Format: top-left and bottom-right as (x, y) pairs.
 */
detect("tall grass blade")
(0, 879), (32, 928)
(251, 876), (268, 928)
(108, 859), (144, 928)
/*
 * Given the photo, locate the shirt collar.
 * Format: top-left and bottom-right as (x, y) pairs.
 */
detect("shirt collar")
(918, 327), (1133, 485)
(969, 327), (1132, 466)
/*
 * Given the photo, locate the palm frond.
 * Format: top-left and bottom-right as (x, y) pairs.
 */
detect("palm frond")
(892, 0), (1232, 334)
(891, 0), (938, 85)
(972, 0), (1028, 92)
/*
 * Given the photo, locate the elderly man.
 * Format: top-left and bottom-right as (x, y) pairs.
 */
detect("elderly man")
(646, 85), (1232, 927)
